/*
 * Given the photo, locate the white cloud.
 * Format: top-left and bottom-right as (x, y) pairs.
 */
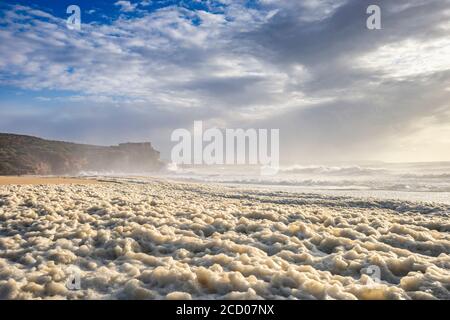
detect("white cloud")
(357, 38), (450, 79)
(139, 0), (152, 7)
(114, 1), (138, 12)
(0, 3), (284, 114)
(1, 1), (450, 161)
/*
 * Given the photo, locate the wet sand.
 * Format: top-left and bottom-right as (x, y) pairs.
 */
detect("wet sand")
(0, 176), (98, 185)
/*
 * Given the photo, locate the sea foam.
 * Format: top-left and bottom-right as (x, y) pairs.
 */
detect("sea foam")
(0, 178), (449, 299)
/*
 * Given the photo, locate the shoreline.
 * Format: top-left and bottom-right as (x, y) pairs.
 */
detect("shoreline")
(0, 176), (99, 185)
(2, 174), (450, 206)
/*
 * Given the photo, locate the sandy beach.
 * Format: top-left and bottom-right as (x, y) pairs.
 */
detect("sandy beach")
(0, 177), (449, 299)
(0, 176), (99, 186)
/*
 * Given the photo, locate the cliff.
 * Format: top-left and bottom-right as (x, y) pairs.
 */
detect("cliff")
(0, 133), (163, 175)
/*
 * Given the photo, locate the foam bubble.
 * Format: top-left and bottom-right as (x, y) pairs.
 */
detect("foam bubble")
(0, 178), (449, 299)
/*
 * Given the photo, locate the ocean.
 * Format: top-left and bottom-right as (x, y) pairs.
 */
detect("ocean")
(160, 162), (450, 205)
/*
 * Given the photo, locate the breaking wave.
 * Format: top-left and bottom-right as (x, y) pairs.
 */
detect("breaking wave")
(278, 165), (387, 176)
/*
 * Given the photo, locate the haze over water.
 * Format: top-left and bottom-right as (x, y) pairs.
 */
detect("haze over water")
(160, 162), (450, 205)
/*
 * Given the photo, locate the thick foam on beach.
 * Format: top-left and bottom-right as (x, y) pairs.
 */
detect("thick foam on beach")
(0, 178), (449, 299)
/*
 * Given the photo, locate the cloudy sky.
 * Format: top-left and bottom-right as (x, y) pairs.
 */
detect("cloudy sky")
(0, 0), (449, 163)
